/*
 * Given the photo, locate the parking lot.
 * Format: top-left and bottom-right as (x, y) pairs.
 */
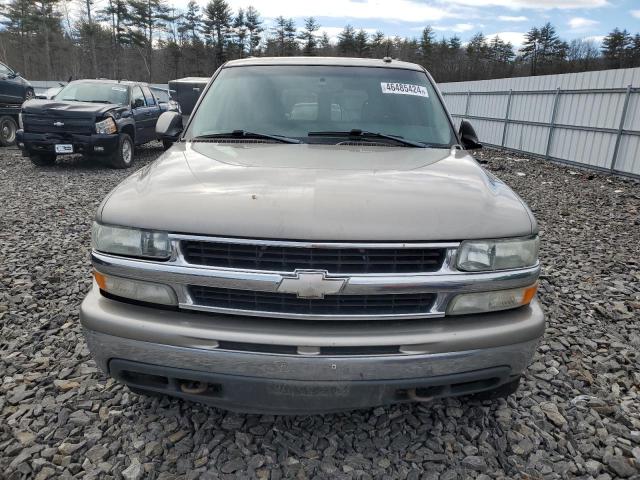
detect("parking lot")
(1, 145), (639, 479)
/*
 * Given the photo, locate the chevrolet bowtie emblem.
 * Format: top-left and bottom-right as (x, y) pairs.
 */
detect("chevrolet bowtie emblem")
(53, 121), (64, 127)
(277, 270), (348, 299)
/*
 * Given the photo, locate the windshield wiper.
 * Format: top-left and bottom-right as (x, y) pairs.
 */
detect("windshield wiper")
(308, 129), (427, 148)
(191, 130), (301, 144)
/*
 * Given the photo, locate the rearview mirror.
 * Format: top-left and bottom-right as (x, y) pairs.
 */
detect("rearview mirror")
(459, 120), (482, 150)
(156, 111), (183, 144)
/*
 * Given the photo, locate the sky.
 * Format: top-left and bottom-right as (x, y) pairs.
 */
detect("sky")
(178, 0), (640, 49)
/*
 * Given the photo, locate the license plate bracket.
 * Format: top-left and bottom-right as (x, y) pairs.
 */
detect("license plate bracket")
(55, 144), (73, 154)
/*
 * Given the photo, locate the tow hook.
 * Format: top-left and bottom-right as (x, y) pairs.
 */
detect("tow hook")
(179, 380), (208, 394)
(407, 388), (435, 402)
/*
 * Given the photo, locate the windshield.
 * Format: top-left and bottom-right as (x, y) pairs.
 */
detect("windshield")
(55, 82), (129, 105)
(187, 65), (455, 146)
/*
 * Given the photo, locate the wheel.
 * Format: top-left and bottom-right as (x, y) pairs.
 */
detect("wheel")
(29, 152), (56, 166)
(24, 88), (35, 101)
(0, 115), (17, 146)
(162, 139), (173, 151)
(108, 133), (134, 169)
(473, 376), (521, 400)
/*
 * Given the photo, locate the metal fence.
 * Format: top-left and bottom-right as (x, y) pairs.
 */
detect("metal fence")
(441, 86), (640, 178)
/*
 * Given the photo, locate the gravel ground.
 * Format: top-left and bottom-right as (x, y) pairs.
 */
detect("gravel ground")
(1, 145), (639, 480)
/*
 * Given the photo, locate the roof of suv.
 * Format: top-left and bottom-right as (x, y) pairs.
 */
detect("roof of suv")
(224, 56), (425, 71)
(73, 79), (148, 87)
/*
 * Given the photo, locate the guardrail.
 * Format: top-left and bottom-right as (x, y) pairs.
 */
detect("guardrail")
(442, 86), (640, 179)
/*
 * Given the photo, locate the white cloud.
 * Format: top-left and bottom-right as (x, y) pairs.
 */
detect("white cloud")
(222, 0), (454, 22)
(631, 10), (640, 19)
(583, 35), (605, 43)
(433, 23), (475, 33)
(486, 31), (527, 47)
(437, 0), (607, 9)
(498, 15), (528, 21)
(568, 17), (599, 29)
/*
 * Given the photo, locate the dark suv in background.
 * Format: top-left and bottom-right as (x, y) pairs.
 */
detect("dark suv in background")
(17, 79), (176, 168)
(0, 62), (34, 104)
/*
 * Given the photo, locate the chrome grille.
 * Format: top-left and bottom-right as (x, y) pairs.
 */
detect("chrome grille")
(23, 115), (94, 135)
(189, 285), (437, 317)
(181, 240), (446, 274)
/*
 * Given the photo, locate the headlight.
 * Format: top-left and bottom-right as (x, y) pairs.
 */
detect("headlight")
(457, 236), (539, 272)
(92, 223), (171, 259)
(447, 283), (538, 315)
(95, 117), (117, 134)
(94, 271), (177, 305)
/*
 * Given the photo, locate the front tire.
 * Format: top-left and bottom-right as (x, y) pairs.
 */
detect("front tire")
(29, 152), (56, 166)
(108, 133), (134, 169)
(0, 115), (18, 146)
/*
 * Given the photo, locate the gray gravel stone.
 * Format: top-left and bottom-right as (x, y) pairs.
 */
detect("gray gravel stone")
(1, 146), (639, 479)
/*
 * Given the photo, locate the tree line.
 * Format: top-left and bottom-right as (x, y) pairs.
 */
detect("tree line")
(1, 0), (639, 83)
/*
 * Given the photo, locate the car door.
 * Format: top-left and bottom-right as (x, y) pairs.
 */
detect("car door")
(141, 86), (162, 140)
(0, 63), (23, 104)
(130, 85), (151, 144)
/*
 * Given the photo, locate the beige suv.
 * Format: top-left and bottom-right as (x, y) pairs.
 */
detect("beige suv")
(81, 57), (543, 414)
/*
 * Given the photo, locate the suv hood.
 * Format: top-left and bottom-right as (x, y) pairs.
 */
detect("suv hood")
(21, 99), (121, 118)
(99, 143), (536, 241)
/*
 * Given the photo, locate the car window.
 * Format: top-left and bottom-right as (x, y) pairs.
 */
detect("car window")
(131, 86), (146, 107)
(55, 82), (129, 105)
(0, 63), (13, 76)
(142, 86), (156, 106)
(187, 65), (454, 146)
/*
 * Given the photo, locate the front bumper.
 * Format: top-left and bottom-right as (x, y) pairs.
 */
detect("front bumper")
(81, 288), (545, 413)
(16, 129), (119, 156)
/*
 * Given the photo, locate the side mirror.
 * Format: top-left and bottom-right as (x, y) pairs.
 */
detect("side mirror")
(459, 120), (482, 150)
(156, 111), (183, 144)
(133, 98), (145, 108)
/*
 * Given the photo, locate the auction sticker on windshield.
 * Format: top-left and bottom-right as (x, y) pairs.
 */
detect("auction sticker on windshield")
(381, 82), (428, 97)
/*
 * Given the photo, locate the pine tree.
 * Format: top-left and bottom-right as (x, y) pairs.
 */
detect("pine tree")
(354, 30), (369, 57)
(337, 25), (356, 56)
(1, 0), (38, 76)
(244, 6), (262, 56)
(203, 0), (232, 67)
(298, 17), (320, 56)
(232, 8), (247, 58)
(419, 26), (435, 67)
(601, 28), (632, 68)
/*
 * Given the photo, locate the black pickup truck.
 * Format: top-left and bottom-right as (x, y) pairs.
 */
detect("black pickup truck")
(17, 79), (177, 168)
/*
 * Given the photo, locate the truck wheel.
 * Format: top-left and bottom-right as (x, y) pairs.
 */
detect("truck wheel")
(473, 376), (521, 400)
(108, 133), (134, 169)
(29, 152), (56, 166)
(0, 115), (18, 147)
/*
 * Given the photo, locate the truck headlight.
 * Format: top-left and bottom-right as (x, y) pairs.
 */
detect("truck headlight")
(457, 236), (539, 272)
(447, 283), (538, 315)
(92, 223), (171, 259)
(94, 271), (177, 305)
(95, 117), (117, 134)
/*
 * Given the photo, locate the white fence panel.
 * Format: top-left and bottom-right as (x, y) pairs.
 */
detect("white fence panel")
(439, 67), (640, 178)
